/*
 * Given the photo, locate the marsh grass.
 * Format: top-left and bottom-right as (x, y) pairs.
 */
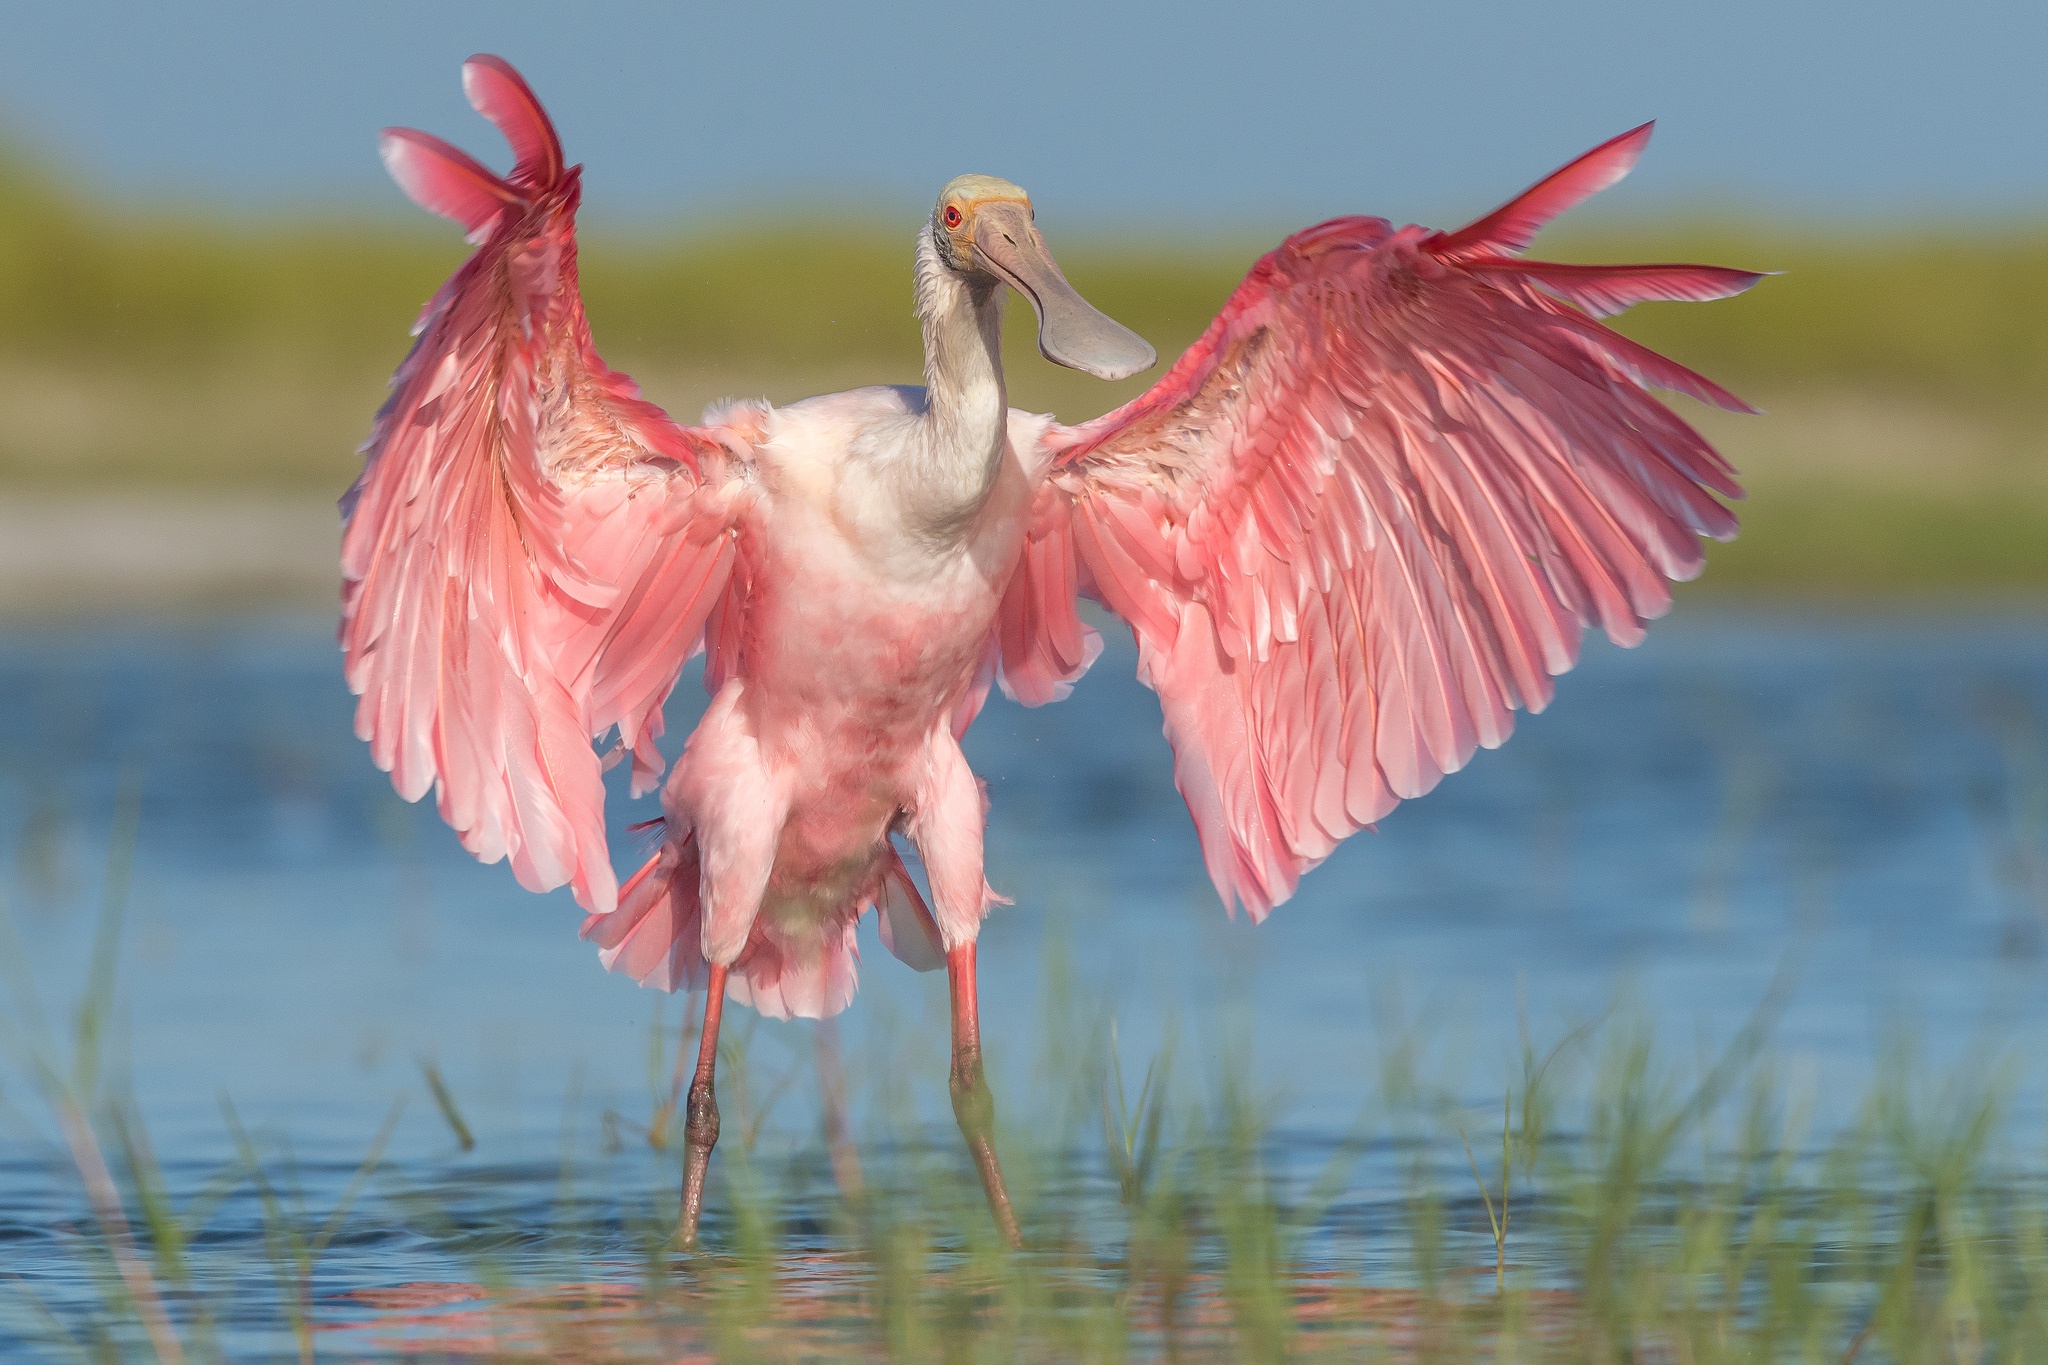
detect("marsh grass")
(10, 830), (2048, 1365)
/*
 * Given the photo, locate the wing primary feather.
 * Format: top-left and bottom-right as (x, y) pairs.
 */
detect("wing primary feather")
(463, 54), (566, 189)
(1464, 259), (1768, 318)
(1428, 123), (1654, 262)
(379, 128), (525, 241)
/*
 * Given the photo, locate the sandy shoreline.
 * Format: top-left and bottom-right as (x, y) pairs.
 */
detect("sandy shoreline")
(0, 493), (342, 615)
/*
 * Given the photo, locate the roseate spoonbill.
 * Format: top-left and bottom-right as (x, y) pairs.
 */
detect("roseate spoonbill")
(343, 55), (1761, 1247)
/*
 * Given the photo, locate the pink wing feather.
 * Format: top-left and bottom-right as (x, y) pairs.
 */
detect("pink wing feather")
(342, 55), (757, 916)
(1002, 127), (1763, 919)
(1429, 122), (1652, 261)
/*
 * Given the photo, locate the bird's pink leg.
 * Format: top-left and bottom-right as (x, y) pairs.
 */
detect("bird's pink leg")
(947, 941), (1022, 1248)
(678, 963), (728, 1248)
(815, 1017), (864, 1205)
(909, 727), (1021, 1246)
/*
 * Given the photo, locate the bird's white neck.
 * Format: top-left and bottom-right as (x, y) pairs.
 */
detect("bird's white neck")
(904, 229), (1009, 537)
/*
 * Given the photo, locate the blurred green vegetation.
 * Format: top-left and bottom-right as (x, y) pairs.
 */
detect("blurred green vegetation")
(1555, 221), (2048, 412)
(0, 146), (2041, 593)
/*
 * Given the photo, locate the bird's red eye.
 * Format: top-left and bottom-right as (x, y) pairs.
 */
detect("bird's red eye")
(942, 204), (963, 229)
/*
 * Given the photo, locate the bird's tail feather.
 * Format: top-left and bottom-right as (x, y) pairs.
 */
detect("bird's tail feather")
(874, 845), (946, 972)
(579, 836), (708, 994)
(580, 840), (946, 1020)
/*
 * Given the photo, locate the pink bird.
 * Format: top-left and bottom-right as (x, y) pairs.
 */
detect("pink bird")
(342, 56), (1760, 1247)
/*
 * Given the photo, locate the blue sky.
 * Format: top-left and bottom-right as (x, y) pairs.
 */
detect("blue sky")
(1, 0), (2041, 229)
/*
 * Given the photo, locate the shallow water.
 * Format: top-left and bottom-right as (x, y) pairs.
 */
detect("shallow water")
(5, 607), (2048, 1352)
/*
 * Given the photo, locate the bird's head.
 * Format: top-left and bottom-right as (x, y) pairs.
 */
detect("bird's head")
(931, 175), (1156, 382)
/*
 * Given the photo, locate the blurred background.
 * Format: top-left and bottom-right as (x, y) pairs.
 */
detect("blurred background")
(0, 0), (2041, 610)
(3, 0), (2048, 1332)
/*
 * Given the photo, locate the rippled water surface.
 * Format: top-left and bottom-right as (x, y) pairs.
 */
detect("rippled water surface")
(5, 608), (2048, 1354)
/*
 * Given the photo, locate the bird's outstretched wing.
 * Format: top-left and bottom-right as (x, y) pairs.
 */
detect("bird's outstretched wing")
(997, 125), (1761, 919)
(341, 56), (758, 915)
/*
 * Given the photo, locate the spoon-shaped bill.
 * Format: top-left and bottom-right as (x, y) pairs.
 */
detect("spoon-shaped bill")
(972, 203), (1156, 381)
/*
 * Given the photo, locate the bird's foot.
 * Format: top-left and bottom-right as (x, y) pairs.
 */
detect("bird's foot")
(950, 1047), (1023, 1250)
